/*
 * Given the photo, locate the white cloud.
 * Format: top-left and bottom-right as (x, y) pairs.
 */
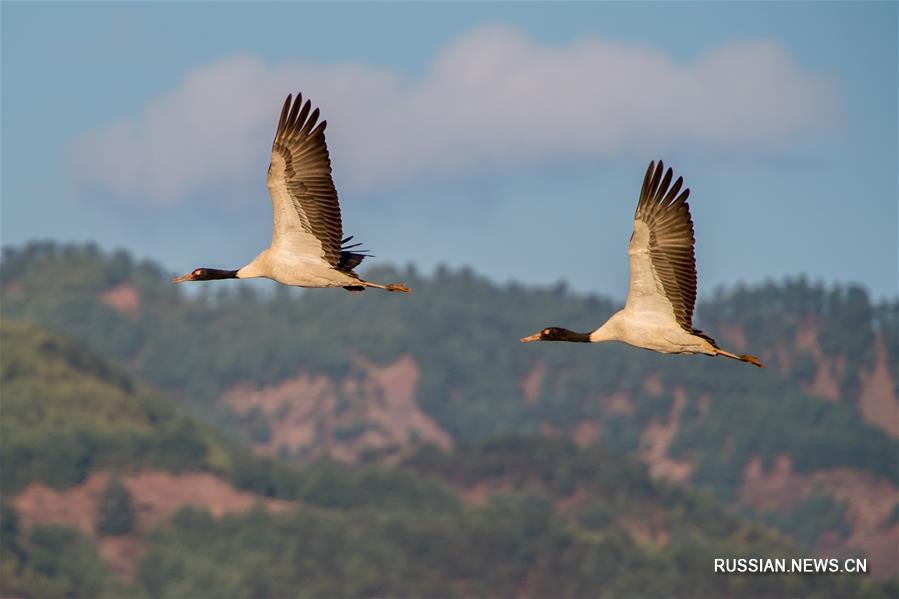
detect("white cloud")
(69, 25), (833, 202)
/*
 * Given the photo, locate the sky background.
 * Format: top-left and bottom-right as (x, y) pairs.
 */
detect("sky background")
(2, 2), (897, 301)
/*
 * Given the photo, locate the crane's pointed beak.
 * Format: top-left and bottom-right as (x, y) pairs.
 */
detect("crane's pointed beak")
(172, 272), (195, 283)
(520, 332), (542, 343)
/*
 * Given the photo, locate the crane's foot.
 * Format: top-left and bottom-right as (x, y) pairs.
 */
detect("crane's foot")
(740, 354), (763, 368)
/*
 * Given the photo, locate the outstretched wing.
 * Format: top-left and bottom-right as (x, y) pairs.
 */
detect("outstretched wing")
(625, 160), (707, 338)
(266, 93), (343, 267)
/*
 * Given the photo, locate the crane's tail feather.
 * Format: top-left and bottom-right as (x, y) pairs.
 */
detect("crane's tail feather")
(338, 236), (373, 272)
(341, 236), (364, 249)
(339, 251), (369, 271)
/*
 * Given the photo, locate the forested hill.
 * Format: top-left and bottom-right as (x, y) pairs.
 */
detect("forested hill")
(1, 320), (893, 598)
(1, 320), (229, 493)
(2, 241), (898, 578)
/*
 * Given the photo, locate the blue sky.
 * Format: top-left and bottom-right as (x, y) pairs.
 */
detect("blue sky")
(2, 2), (896, 300)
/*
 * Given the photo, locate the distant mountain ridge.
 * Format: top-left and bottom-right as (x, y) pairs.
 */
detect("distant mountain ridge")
(2, 241), (898, 579)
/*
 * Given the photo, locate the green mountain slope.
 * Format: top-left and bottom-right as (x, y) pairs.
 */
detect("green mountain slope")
(0, 320), (232, 492)
(0, 318), (894, 597)
(2, 242), (897, 578)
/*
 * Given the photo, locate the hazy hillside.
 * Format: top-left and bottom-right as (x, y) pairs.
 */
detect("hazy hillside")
(0, 320), (233, 493)
(2, 241), (898, 579)
(6, 319), (892, 597)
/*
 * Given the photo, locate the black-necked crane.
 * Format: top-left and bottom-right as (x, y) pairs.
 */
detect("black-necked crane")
(173, 93), (410, 293)
(521, 160), (762, 367)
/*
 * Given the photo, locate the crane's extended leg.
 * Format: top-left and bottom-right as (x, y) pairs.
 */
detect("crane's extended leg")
(362, 281), (410, 293)
(715, 348), (763, 368)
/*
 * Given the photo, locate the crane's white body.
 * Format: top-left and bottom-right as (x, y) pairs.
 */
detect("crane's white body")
(589, 219), (716, 355)
(236, 247), (359, 288)
(589, 310), (714, 355)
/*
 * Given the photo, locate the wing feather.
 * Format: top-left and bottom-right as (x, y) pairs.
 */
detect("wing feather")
(266, 93), (344, 267)
(626, 160), (713, 342)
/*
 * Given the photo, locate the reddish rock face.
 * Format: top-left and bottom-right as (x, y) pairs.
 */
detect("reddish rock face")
(521, 360), (546, 405)
(98, 284), (141, 317)
(794, 319), (841, 401)
(222, 355), (452, 462)
(638, 387), (694, 484)
(858, 334), (899, 437)
(13, 470), (292, 578)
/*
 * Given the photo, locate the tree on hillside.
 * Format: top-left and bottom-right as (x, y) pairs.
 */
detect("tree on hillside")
(97, 476), (135, 536)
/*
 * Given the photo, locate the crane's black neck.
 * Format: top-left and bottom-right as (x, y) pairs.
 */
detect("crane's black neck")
(540, 327), (592, 342)
(196, 268), (239, 281)
(556, 329), (592, 343)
